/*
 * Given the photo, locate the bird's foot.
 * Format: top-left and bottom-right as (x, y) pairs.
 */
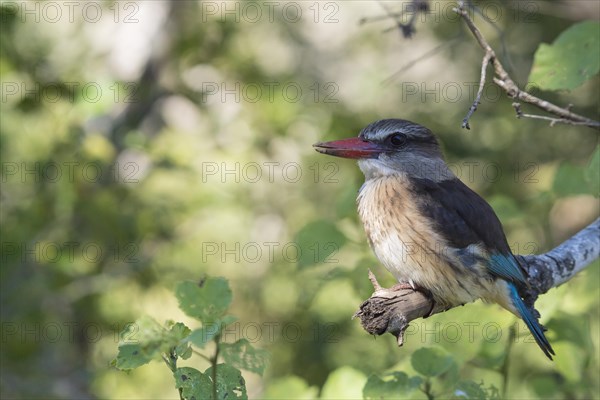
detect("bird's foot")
(391, 280), (437, 318)
(392, 280), (431, 295)
(389, 282), (414, 291)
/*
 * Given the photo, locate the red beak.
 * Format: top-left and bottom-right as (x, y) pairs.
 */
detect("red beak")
(313, 137), (383, 159)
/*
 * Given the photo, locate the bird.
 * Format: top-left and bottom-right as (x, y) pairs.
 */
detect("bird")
(313, 118), (554, 359)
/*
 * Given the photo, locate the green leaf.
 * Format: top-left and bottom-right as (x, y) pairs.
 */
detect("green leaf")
(168, 321), (192, 340)
(411, 347), (454, 377)
(174, 367), (212, 400)
(220, 339), (269, 376)
(294, 220), (347, 268)
(552, 163), (589, 196)
(179, 345), (193, 360)
(529, 21), (600, 90)
(176, 278), (232, 322)
(584, 147), (600, 196)
(169, 321), (193, 359)
(204, 364), (248, 400)
(113, 343), (154, 370)
(363, 371), (422, 399)
(112, 316), (167, 370)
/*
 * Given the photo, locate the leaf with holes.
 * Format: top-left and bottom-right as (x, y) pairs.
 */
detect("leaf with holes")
(220, 339), (269, 376)
(176, 278), (232, 322)
(174, 367), (212, 400)
(204, 364), (248, 400)
(112, 316), (167, 370)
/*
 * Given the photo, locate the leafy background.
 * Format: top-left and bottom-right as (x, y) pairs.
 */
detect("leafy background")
(1, 1), (599, 399)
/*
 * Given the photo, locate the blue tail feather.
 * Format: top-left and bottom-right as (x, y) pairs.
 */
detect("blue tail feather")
(508, 283), (555, 360)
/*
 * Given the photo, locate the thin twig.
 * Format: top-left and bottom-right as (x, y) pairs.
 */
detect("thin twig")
(463, 52), (492, 129)
(512, 103), (594, 127)
(454, 4), (600, 130)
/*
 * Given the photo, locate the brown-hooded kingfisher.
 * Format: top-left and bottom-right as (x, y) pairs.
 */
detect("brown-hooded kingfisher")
(313, 119), (554, 359)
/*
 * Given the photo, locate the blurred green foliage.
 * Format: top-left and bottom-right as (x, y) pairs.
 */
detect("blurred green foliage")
(1, 1), (598, 399)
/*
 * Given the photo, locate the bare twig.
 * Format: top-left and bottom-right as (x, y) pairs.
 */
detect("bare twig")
(454, 4), (600, 130)
(512, 103), (595, 127)
(462, 52), (492, 129)
(355, 218), (600, 347)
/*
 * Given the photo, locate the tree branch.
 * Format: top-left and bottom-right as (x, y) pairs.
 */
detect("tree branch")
(354, 218), (600, 346)
(454, 3), (600, 130)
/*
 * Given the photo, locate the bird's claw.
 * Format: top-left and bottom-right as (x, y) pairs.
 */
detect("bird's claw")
(390, 281), (414, 291)
(391, 281), (437, 318)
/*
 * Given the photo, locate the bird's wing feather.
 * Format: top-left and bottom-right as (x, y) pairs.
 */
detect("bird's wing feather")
(409, 177), (527, 284)
(508, 283), (555, 359)
(409, 177), (552, 359)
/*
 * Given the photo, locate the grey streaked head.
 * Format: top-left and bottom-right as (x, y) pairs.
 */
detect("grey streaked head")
(357, 119), (453, 181)
(313, 118), (455, 181)
(359, 119), (438, 147)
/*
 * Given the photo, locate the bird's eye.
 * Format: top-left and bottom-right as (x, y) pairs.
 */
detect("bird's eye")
(389, 133), (407, 147)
